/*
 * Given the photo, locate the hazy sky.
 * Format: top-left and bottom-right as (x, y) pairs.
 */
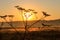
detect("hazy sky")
(0, 0), (60, 21)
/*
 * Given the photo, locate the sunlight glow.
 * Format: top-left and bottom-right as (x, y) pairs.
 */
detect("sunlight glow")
(23, 12), (33, 21)
(24, 12), (32, 18)
(22, 11), (38, 21)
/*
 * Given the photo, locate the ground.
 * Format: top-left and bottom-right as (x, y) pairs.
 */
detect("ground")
(0, 28), (60, 40)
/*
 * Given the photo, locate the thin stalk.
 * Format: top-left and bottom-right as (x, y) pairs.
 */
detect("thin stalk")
(19, 10), (26, 27)
(0, 22), (4, 27)
(3, 18), (20, 34)
(23, 17), (28, 40)
(28, 16), (46, 28)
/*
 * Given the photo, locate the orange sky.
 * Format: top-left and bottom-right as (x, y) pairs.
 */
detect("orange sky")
(0, 0), (60, 21)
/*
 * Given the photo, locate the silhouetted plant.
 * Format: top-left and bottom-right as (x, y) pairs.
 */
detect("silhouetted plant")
(24, 10), (30, 12)
(15, 6), (26, 26)
(28, 9), (38, 20)
(15, 6), (52, 40)
(41, 23), (52, 27)
(28, 9), (34, 11)
(0, 22), (4, 27)
(0, 15), (19, 34)
(0, 15), (7, 19)
(33, 11), (38, 19)
(28, 11), (51, 29)
(15, 6), (25, 10)
(7, 15), (14, 22)
(42, 11), (50, 17)
(7, 15), (14, 27)
(0, 15), (7, 27)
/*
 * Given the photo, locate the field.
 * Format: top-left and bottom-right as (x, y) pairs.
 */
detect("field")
(0, 27), (60, 40)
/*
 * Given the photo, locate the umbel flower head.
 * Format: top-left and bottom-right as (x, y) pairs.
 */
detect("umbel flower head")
(42, 11), (50, 17)
(15, 6), (25, 10)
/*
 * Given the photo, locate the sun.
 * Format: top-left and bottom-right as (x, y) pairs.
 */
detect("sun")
(22, 10), (38, 21)
(23, 12), (32, 20)
(24, 12), (32, 18)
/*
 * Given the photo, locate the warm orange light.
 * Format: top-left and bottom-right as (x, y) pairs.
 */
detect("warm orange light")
(24, 12), (32, 18)
(23, 11), (33, 21)
(22, 11), (38, 21)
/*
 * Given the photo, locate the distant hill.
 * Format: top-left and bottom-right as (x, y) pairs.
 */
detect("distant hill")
(47, 19), (60, 27)
(0, 19), (60, 28)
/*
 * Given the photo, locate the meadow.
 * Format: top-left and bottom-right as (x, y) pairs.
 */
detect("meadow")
(0, 27), (60, 40)
(0, 19), (60, 40)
